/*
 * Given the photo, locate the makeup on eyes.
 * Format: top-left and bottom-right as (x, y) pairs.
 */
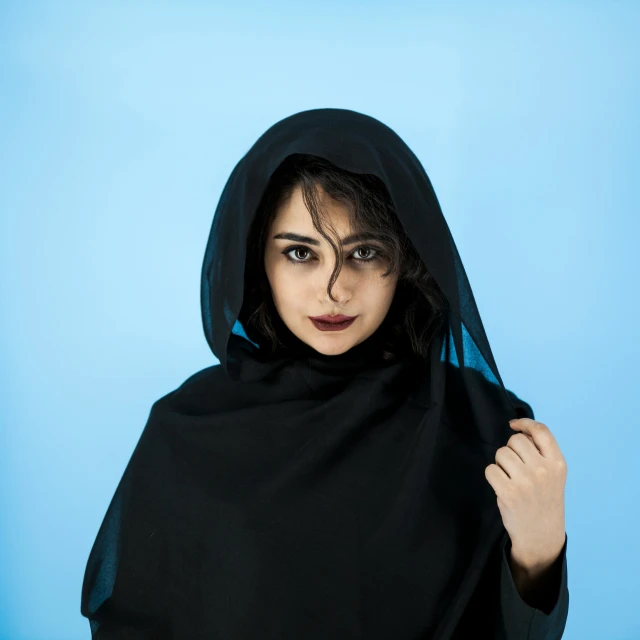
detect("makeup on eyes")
(280, 244), (381, 266)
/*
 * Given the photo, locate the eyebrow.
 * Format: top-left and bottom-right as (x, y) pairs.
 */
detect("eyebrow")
(272, 231), (379, 246)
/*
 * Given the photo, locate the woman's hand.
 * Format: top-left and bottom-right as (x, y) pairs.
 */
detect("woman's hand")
(485, 418), (568, 567)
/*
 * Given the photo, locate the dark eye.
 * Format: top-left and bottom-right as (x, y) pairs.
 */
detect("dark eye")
(282, 245), (380, 265)
(353, 246), (378, 261)
(284, 247), (313, 263)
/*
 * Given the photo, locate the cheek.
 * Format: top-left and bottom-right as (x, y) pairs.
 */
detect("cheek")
(364, 272), (398, 299)
(370, 277), (398, 313)
(268, 263), (307, 306)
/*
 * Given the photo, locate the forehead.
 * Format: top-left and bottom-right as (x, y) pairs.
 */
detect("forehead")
(273, 184), (352, 231)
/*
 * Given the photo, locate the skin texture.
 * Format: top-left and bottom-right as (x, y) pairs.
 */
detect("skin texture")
(264, 185), (399, 356)
(485, 418), (568, 611)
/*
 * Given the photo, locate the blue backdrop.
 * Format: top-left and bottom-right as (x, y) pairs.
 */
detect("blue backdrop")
(1, 1), (638, 638)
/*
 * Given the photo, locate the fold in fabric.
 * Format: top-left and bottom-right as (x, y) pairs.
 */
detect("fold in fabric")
(498, 534), (569, 640)
(452, 531), (569, 639)
(81, 108), (569, 639)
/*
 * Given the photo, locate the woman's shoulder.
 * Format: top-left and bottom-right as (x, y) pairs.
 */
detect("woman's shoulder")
(151, 364), (235, 417)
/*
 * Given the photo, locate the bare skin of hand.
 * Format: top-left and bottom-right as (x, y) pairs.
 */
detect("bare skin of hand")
(485, 418), (567, 571)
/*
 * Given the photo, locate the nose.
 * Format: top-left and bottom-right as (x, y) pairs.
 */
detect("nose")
(317, 264), (352, 304)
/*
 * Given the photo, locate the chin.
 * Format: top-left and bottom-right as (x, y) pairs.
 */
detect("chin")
(308, 337), (356, 356)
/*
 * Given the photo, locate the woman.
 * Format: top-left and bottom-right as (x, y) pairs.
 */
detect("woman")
(81, 108), (569, 639)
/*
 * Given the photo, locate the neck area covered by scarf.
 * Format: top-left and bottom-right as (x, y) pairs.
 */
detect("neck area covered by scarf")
(80, 108), (536, 640)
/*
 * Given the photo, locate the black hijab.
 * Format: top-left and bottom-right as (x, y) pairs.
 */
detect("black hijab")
(81, 108), (535, 639)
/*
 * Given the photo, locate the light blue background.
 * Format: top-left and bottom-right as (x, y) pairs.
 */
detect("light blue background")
(1, 1), (638, 638)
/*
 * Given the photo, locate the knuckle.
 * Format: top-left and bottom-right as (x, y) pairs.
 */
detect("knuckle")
(533, 465), (548, 479)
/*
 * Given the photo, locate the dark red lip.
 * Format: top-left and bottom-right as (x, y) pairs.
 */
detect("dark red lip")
(310, 315), (356, 323)
(310, 315), (357, 332)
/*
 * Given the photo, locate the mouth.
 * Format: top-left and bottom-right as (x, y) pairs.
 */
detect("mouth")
(309, 315), (357, 332)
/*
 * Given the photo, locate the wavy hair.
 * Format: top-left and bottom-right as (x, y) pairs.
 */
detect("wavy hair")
(238, 153), (449, 362)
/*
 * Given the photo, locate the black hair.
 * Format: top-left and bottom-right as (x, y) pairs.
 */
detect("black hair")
(239, 153), (449, 362)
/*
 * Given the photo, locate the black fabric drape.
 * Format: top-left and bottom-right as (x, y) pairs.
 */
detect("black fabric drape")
(81, 108), (568, 638)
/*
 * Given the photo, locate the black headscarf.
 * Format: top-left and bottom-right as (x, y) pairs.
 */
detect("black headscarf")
(81, 108), (536, 639)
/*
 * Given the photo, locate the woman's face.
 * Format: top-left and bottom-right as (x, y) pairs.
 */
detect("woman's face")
(264, 185), (399, 356)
